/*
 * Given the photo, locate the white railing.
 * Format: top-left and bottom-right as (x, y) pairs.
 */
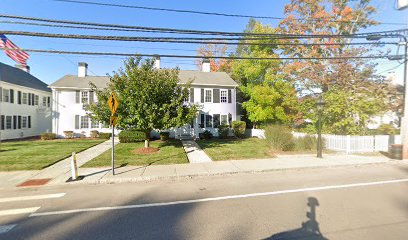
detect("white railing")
(247, 129), (401, 153)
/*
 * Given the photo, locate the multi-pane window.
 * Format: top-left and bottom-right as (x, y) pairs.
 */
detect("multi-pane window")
(34, 95), (39, 105)
(205, 89), (212, 103)
(220, 90), (227, 103)
(80, 116), (89, 128)
(22, 93), (28, 104)
(42, 97), (47, 106)
(205, 115), (213, 128)
(81, 91), (89, 104)
(3, 89), (9, 102)
(91, 120), (99, 128)
(221, 115), (228, 125)
(22, 116), (27, 128)
(5, 116), (12, 129)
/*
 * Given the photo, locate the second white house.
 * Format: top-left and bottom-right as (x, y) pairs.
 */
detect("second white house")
(49, 60), (239, 139)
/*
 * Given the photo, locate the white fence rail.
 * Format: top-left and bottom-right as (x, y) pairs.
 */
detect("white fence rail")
(246, 129), (401, 153)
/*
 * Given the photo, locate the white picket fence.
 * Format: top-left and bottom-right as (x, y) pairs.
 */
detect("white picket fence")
(247, 129), (401, 154)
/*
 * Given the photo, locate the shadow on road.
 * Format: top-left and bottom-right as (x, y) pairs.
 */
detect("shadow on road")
(265, 197), (328, 240)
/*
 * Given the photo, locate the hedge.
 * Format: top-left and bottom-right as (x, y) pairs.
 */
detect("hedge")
(118, 130), (145, 143)
(232, 121), (246, 138)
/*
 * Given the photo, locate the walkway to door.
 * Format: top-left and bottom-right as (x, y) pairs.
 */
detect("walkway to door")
(181, 140), (213, 163)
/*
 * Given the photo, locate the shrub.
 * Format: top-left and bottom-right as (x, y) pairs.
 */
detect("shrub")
(294, 135), (318, 151)
(99, 133), (112, 139)
(264, 125), (295, 151)
(160, 131), (170, 141)
(232, 121), (246, 138)
(200, 130), (213, 140)
(90, 130), (99, 138)
(376, 124), (397, 135)
(119, 130), (145, 143)
(41, 133), (56, 140)
(218, 124), (229, 139)
(63, 131), (74, 139)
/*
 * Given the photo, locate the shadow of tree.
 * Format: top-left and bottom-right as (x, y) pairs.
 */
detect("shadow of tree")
(265, 197), (328, 240)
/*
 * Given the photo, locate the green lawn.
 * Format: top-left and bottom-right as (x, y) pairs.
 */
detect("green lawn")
(197, 138), (275, 161)
(83, 140), (188, 167)
(0, 139), (105, 171)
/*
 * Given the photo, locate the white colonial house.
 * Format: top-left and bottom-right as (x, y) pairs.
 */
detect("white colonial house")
(0, 63), (52, 140)
(49, 59), (239, 139)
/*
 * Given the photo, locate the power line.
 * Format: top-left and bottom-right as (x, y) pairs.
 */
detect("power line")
(54, 0), (407, 26)
(0, 30), (399, 46)
(2, 47), (401, 60)
(1, 14), (407, 37)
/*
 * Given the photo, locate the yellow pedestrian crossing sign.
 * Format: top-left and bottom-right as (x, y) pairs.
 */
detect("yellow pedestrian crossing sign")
(108, 92), (119, 115)
(110, 116), (117, 126)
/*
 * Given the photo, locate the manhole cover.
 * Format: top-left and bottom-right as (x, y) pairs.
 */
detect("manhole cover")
(17, 179), (51, 187)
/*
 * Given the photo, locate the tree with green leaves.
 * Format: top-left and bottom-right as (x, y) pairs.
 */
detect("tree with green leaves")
(86, 57), (198, 148)
(231, 21), (298, 127)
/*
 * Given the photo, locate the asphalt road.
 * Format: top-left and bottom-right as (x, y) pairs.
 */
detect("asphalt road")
(1, 162), (408, 240)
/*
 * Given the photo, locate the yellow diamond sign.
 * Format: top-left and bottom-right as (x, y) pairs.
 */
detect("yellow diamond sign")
(110, 116), (117, 126)
(108, 92), (119, 115)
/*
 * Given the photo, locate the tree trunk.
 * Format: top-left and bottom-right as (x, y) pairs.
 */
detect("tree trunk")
(144, 132), (150, 148)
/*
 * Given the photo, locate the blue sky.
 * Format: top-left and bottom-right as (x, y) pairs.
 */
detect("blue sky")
(0, 0), (407, 84)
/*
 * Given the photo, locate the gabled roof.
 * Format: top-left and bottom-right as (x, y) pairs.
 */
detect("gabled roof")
(0, 62), (50, 92)
(49, 70), (238, 89)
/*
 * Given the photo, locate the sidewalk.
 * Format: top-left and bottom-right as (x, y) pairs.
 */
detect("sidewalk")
(49, 153), (407, 185)
(182, 140), (212, 163)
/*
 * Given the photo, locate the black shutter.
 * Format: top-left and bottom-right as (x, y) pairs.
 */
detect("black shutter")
(76, 91), (80, 103)
(28, 93), (31, 105)
(228, 89), (232, 103)
(47, 97), (51, 107)
(189, 88), (194, 103)
(10, 89), (14, 103)
(213, 89), (220, 103)
(89, 91), (94, 103)
(75, 115), (80, 129)
(0, 115), (4, 130)
(200, 114), (205, 128)
(0, 87), (2, 102)
(17, 91), (22, 104)
(228, 113), (232, 126)
(200, 89), (204, 103)
(13, 116), (17, 129)
(213, 114), (220, 128)
(28, 116), (31, 128)
(31, 94), (34, 106)
(18, 116), (21, 129)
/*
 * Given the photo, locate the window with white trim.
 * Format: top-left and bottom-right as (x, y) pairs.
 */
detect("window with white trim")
(22, 116), (27, 128)
(5, 116), (12, 129)
(205, 89), (212, 103)
(80, 116), (89, 128)
(34, 95), (39, 105)
(2, 89), (9, 102)
(220, 90), (227, 103)
(22, 93), (28, 104)
(81, 91), (89, 104)
(221, 115), (228, 125)
(91, 120), (100, 128)
(42, 97), (47, 106)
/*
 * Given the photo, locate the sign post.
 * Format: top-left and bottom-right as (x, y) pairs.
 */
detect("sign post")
(108, 92), (119, 175)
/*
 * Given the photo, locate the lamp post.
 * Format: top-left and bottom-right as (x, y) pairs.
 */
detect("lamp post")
(366, 34), (407, 159)
(316, 95), (325, 158)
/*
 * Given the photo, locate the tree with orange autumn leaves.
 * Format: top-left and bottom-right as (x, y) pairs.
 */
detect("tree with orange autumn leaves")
(195, 44), (232, 72)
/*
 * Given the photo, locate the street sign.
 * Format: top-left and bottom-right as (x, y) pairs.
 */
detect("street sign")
(108, 92), (119, 115)
(110, 116), (117, 126)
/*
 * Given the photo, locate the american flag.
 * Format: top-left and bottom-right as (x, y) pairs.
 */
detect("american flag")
(0, 34), (29, 66)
